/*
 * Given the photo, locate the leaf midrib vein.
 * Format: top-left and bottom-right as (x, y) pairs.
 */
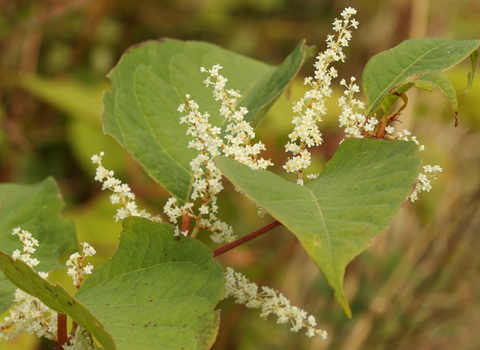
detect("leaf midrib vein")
(305, 187), (334, 267)
(369, 42), (450, 113)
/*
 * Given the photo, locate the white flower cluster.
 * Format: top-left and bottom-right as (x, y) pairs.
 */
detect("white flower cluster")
(91, 152), (162, 222)
(409, 165), (442, 201)
(395, 128), (424, 150)
(389, 129), (442, 202)
(165, 95), (234, 243)
(338, 77), (370, 138)
(166, 65), (272, 243)
(201, 65), (273, 170)
(0, 289), (58, 342)
(224, 267), (328, 339)
(285, 7), (359, 185)
(1, 228), (57, 342)
(1, 229), (98, 349)
(11, 227), (42, 273)
(337, 76), (443, 201)
(66, 242), (97, 289)
(62, 326), (99, 350)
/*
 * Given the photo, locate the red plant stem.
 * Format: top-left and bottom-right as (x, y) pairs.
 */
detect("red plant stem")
(57, 313), (68, 348)
(181, 213), (191, 234)
(213, 220), (282, 257)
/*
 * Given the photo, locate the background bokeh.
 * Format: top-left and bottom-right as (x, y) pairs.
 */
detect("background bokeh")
(1, 0), (480, 349)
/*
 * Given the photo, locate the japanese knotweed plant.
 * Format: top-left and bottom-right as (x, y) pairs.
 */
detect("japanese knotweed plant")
(1, 7), (479, 350)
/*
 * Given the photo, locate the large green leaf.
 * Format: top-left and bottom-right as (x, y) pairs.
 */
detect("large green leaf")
(0, 251), (116, 349)
(102, 38), (311, 204)
(0, 178), (77, 312)
(216, 139), (421, 317)
(362, 38), (480, 116)
(76, 217), (224, 350)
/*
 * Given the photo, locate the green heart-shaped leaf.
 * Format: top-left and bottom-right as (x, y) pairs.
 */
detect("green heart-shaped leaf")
(216, 139), (421, 317)
(102, 38), (311, 204)
(76, 217), (224, 350)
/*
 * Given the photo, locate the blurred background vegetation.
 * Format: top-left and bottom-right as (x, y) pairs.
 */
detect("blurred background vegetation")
(1, 0), (480, 349)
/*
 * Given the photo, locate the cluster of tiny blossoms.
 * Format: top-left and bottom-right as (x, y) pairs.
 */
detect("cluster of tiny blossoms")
(338, 93), (443, 201)
(66, 242), (97, 289)
(0, 228), (98, 349)
(224, 267), (328, 339)
(337, 70), (441, 201)
(164, 64), (272, 243)
(10, 227), (43, 273)
(394, 130), (442, 201)
(338, 77), (370, 138)
(202, 65), (273, 170)
(0, 228), (57, 342)
(91, 152), (162, 222)
(285, 7), (359, 185)
(409, 164), (442, 201)
(62, 326), (99, 350)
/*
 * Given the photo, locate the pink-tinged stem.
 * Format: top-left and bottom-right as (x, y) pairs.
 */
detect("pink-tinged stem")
(213, 221), (282, 257)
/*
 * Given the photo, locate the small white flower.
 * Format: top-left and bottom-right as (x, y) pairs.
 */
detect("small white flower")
(385, 125), (395, 134)
(408, 163), (442, 202)
(67, 242), (97, 288)
(81, 242), (96, 257)
(91, 153), (162, 223)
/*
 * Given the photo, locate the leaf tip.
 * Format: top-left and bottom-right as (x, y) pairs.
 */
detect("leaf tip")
(334, 290), (352, 319)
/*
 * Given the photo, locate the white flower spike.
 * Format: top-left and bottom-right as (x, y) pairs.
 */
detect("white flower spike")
(172, 64), (273, 243)
(224, 267), (328, 339)
(91, 152), (162, 222)
(285, 7), (359, 185)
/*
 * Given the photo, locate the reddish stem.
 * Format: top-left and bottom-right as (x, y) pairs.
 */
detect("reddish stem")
(57, 313), (68, 348)
(213, 221), (282, 257)
(181, 213), (191, 235)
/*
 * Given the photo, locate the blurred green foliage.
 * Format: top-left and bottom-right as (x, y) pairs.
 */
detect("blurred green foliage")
(1, 0), (480, 349)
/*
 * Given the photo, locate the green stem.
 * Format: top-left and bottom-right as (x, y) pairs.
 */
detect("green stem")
(191, 219), (201, 238)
